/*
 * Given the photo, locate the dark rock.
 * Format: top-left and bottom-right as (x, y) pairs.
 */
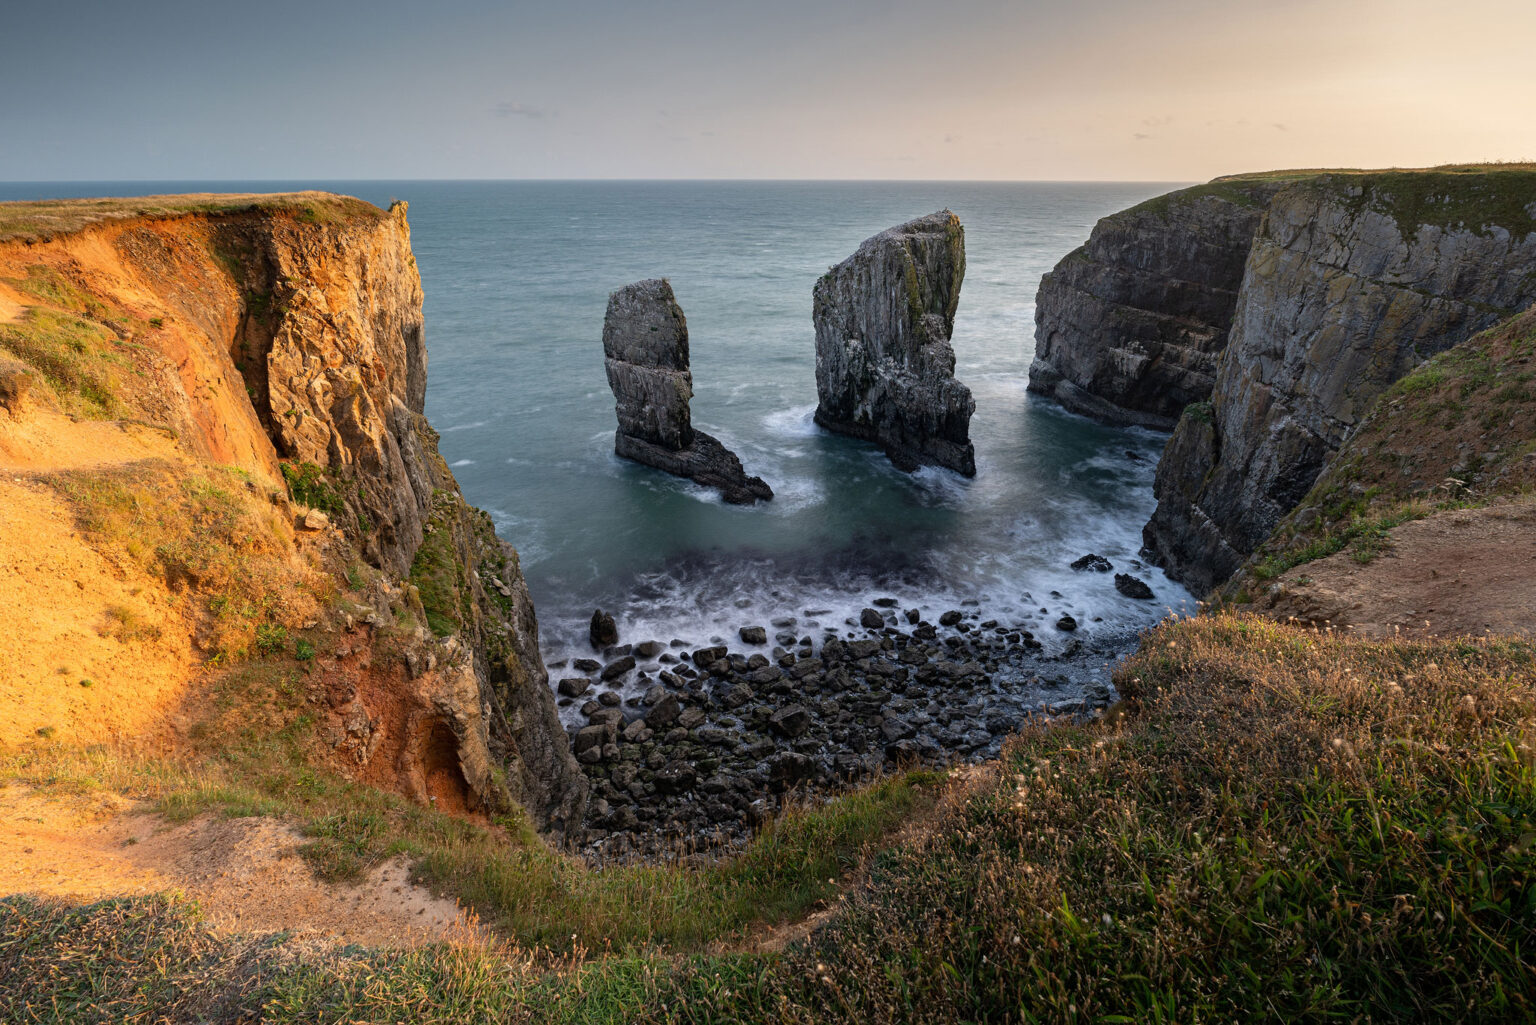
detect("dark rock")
(646, 693), (682, 728)
(938, 610), (963, 626)
(634, 640), (664, 658)
(813, 211), (975, 475)
(573, 658), (601, 673)
(769, 704), (813, 738)
(574, 723), (614, 756)
(597, 691), (622, 708)
(859, 608), (886, 630)
(1070, 554), (1113, 573)
(1055, 614), (1078, 632)
(603, 279), (773, 503)
(589, 609), (619, 649)
(739, 625), (768, 645)
(874, 597), (899, 607)
(600, 655), (636, 681)
(693, 645), (728, 666)
(767, 752), (817, 786)
(655, 761), (697, 795)
(1114, 573), (1155, 600)
(905, 608), (921, 624)
(718, 683), (754, 710)
(557, 677), (592, 698)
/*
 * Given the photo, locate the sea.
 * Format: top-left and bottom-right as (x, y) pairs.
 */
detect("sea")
(2, 179), (1190, 691)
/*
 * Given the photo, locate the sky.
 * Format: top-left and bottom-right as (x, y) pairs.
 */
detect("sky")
(4, 0), (1534, 182)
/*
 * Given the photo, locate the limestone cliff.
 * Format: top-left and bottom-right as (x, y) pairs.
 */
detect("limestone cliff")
(1028, 180), (1287, 429)
(602, 278), (772, 504)
(1031, 168), (1536, 594)
(813, 211), (975, 475)
(1146, 171), (1536, 592)
(0, 193), (585, 837)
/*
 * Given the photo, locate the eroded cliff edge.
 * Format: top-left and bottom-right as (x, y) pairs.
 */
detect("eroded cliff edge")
(1031, 168), (1536, 594)
(0, 193), (586, 837)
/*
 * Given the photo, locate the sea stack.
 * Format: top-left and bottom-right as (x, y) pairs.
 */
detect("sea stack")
(812, 211), (975, 476)
(603, 278), (773, 504)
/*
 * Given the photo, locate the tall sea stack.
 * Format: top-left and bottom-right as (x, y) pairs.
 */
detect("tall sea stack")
(813, 211), (976, 476)
(603, 278), (773, 504)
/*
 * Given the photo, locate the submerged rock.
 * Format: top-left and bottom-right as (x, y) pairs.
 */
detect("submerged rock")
(603, 279), (772, 504)
(812, 211), (975, 475)
(1071, 554), (1113, 573)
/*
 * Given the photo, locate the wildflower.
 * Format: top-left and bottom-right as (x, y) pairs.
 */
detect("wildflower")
(1102, 913), (1113, 927)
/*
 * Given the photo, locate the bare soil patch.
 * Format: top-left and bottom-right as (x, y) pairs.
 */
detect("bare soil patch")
(0, 787), (478, 947)
(1255, 497), (1536, 638)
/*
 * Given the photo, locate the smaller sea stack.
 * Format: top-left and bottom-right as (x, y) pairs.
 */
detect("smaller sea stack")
(603, 279), (773, 504)
(812, 211), (975, 476)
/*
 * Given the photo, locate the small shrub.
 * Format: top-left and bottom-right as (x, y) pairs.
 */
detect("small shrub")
(281, 462), (345, 517)
(254, 623), (289, 657)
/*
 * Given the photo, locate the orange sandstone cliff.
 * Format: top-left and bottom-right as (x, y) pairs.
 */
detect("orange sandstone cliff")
(0, 193), (586, 837)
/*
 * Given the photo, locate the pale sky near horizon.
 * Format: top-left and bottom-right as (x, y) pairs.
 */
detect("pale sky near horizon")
(4, 0), (1533, 182)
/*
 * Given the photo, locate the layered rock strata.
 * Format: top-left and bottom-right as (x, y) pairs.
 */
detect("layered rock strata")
(1145, 172), (1536, 592)
(603, 278), (772, 504)
(1028, 180), (1289, 429)
(813, 212), (976, 475)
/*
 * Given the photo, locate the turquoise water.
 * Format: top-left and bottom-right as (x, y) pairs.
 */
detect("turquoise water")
(2, 180), (1187, 666)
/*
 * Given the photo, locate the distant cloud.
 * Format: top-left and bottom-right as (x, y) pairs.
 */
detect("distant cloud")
(1133, 132), (1152, 141)
(1272, 122), (1289, 131)
(944, 133), (958, 144)
(1142, 115), (1174, 127)
(495, 102), (548, 119)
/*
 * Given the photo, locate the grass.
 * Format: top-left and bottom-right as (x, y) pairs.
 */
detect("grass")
(42, 458), (321, 660)
(5, 613), (1531, 1022)
(0, 192), (386, 243)
(0, 308), (125, 417)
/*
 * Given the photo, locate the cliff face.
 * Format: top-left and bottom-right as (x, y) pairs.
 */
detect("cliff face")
(1145, 172), (1536, 592)
(813, 211), (975, 475)
(1029, 180), (1287, 429)
(0, 194), (585, 837)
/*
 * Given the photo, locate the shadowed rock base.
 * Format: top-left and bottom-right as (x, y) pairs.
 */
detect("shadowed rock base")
(615, 431), (773, 505)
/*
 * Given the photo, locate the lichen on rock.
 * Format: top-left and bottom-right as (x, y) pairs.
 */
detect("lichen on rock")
(813, 211), (975, 475)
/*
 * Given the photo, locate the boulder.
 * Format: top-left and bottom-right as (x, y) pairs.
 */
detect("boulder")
(1114, 574), (1155, 600)
(812, 212), (975, 475)
(1070, 554), (1113, 573)
(739, 625), (768, 645)
(589, 609), (618, 649)
(769, 704), (813, 738)
(603, 279), (773, 503)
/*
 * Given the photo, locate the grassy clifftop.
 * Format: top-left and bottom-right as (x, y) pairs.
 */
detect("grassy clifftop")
(0, 191), (385, 243)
